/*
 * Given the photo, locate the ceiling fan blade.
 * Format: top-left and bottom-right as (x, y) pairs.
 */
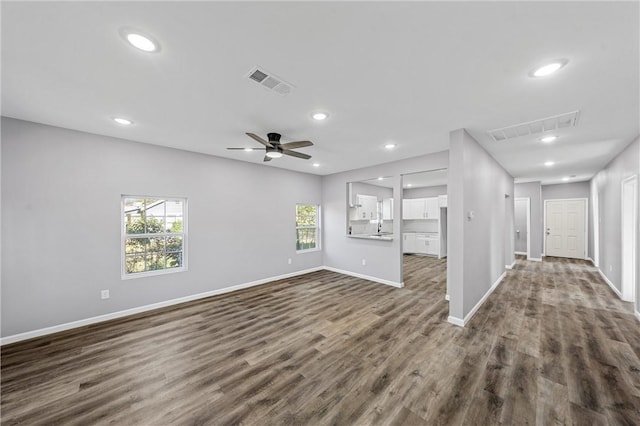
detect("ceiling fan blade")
(226, 147), (260, 150)
(263, 155), (272, 162)
(283, 149), (311, 160)
(279, 140), (313, 149)
(246, 132), (273, 148)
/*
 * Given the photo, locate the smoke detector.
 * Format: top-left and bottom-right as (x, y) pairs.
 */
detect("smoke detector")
(247, 66), (295, 95)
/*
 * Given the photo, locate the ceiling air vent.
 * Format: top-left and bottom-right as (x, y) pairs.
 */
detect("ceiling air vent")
(247, 66), (294, 95)
(488, 110), (580, 142)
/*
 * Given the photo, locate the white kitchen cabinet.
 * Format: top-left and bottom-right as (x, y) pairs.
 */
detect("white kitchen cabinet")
(425, 197), (440, 220)
(403, 233), (416, 253)
(351, 194), (378, 220)
(382, 198), (394, 220)
(402, 197), (439, 220)
(404, 233), (440, 255)
(402, 198), (424, 220)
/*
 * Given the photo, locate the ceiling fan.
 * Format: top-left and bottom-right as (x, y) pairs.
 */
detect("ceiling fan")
(227, 132), (313, 162)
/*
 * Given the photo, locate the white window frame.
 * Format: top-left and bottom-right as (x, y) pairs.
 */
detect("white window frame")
(121, 195), (188, 279)
(296, 204), (321, 253)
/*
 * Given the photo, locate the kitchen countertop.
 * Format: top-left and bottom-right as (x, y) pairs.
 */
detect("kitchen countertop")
(348, 234), (394, 241)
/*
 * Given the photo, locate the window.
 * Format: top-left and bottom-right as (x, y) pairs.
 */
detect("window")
(122, 196), (187, 278)
(296, 204), (320, 252)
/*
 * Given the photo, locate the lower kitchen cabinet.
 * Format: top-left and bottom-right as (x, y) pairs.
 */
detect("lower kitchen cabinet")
(403, 233), (440, 255)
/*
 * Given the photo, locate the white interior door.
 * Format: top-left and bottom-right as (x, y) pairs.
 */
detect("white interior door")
(621, 176), (637, 302)
(545, 199), (586, 259)
(514, 198), (529, 256)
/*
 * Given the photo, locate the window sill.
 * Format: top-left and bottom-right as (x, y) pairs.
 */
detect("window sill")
(296, 248), (321, 254)
(121, 266), (187, 280)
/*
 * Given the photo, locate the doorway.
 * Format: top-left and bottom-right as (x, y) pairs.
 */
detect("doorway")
(544, 198), (587, 259)
(621, 175), (637, 303)
(514, 198), (530, 259)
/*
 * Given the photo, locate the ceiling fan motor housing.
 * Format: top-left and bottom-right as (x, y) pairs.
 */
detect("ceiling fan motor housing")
(267, 133), (282, 145)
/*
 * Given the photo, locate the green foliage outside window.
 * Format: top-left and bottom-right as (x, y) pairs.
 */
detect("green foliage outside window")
(296, 204), (319, 251)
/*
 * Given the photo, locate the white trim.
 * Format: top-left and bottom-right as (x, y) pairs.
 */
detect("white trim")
(445, 294), (450, 301)
(514, 251), (528, 256)
(1, 267), (323, 346)
(447, 316), (464, 327)
(621, 175), (637, 304)
(635, 311), (640, 323)
(529, 257), (543, 262)
(447, 271), (507, 327)
(505, 260), (516, 270)
(543, 197), (588, 260)
(323, 266), (404, 288)
(514, 197), (531, 259)
(597, 268), (623, 299)
(586, 257), (595, 266)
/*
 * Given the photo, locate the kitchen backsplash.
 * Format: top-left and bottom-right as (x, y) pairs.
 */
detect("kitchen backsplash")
(350, 220), (393, 235)
(403, 220), (439, 233)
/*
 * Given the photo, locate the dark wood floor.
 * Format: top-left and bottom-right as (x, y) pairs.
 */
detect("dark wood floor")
(1, 255), (639, 425)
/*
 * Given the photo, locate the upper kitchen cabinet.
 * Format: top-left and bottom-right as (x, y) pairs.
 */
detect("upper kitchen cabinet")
(402, 197), (439, 220)
(350, 194), (378, 220)
(382, 198), (394, 220)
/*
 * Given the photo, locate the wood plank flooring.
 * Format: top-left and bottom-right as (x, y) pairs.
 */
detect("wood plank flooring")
(2, 255), (639, 425)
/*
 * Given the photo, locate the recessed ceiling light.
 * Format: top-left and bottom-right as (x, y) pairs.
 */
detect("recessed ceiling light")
(530, 59), (568, 77)
(113, 117), (133, 125)
(312, 112), (328, 121)
(407, 183), (413, 187)
(562, 177), (570, 182)
(384, 143), (396, 150)
(377, 177), (384, 181)
(544, 161), (555, 167)
(312, 163), (320, 167)
(120, 28), (160, 52)
(541, 135), (557, 143)
(244, 148), (254, 152)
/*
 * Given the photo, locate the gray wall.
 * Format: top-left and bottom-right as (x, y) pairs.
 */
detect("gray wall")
(542, 182), (590, 200)
(403, 185), (447, 199)
(590, 136), (639, 312)
(1, 118), (323, 337)
(448, 129), (514, 322)
(514, 182), (543, 260)
(541, 181), (591, 258)
(322, 151), (449, 285)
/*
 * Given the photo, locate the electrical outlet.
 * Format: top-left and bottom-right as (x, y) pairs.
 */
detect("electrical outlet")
(362, 259), (367, 266)
(101, 290), (110, 300)
(288, 258), (292, 265)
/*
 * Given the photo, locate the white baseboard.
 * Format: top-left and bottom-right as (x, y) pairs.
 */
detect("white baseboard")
(505, 260), (516, 270)
(636, 311), (640, 323)
(0, 267), (324, 346)
(322, 266), (404, 288)
(448, 271), (506, 328)
(445, 294), (450, 301)
(529, 257), (542, 262)
(447, 316), (464, 327)
(586, 257), (597, 267)
(514, 251), (527, 256)
(596, 268), (623, 299)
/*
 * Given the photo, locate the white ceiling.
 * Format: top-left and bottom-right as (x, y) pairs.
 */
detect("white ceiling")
(2, 2), (638, 183)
